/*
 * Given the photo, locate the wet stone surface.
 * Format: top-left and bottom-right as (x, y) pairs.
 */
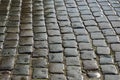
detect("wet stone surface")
(0, 0), (120, 80)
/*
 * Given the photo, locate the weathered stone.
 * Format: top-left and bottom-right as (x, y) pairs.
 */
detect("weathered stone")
(63, 40), (77, 48)
(97, 47), (110, 54)
(49, 44), (63, 53)
(16, 54), (30, 64)
(79, 43), (93, 50)
(100, 55), (114, 64)
(101, 65), (118, 74)
(32, 58), (47, 68)
(34, 41), (48, 49)
(49, 53), (63, 63)
(83, 60), (98, 70)
(93, 40), (107, 47)
(20, 37), (33, 46)
(63, 34), (75, 40)
(105, 75), (120, 80)
(32, 68), (48, 79)
(11, 76), (30, 80)
(2, 48), (16, 56)
(66, 57), (80, 66)
(34, 33), (47, 41)
(49, 63), (64, 73)
(13, 65), (30, 75)
(81, 50), (96, 59)
(32, 49), (48, 57)
(19, 46), (33, 53)
(111, 43), (120, 52)
(77, 35), (90, 43)
(87, 72), (101, 78)
(0, 71), (11, 80)
(64, 48), (78, 57)
(50, 74), (67, 80)
(49, 36), (62, 44)
(0, 57), (15, 70)
(115, 52), (120, 61)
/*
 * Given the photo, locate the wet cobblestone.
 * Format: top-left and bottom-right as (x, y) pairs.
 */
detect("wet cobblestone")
(0, 0), (120, 80)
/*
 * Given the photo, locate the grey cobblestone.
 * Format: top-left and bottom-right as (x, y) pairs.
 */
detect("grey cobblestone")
(101, 65), (118, 74)
(0, 0), (120, 79)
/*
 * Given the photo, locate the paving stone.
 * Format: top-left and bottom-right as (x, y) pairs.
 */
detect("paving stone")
(80, 10), (92, 15)
(96, 16), (108, 22)
(61, 27), (73, 33)
(49, 53), (63, 63)
(48, 30), (60, 36)
(79, 43), (93, 50)
(108, 16), (120, 21)
(13, 65), (30, 75)
(72, 22), (84, 28)
(49, 63), (64, 73)
(83, 60), (98, 70)
(11, 76), (30, 80)
(34, 33), (47, 41)
(49, 44), (63, 53)
(74, 28), (88, 35)
(87, 72), (101, 78)
(33, 21), (45, 26)
(0, 27), (6, 33)
(86, 26), (100, 33)
(102, 29), (116, 36)
(93, 12), (103, 17)
(32, 49), (48, 57)
(20, 24), (32, 29)
(81, 14), (94, 20)
(81, 50), (96, 60)
(115, 28), (120, 35)
(93, 40), (107, 47)
(33, 27), (46, 33)
(32, 58), (47, 68)
(90, 32), (104, 39)
(84, 20), (97, 26)
(16, 54), (30, 64)
(7, 27), (19, 33)
(63, 40), (77, 48)
(66, 57), (80, 66)
(34, 41), (48, 49)
(115, 52), (120, 61)
(32, 68), (48, 79)
(6, 33), (19, 40)
(77, 35), (90, 43)
(98, 22), (112, 29)
(100, 55), (114, 64)
(20, 30), (33, 37)
(111, 43), (120, 52)
(19, 46), (33, 53)
(20, 37), (33, 46)
(67, 66), (83, 80)
(70, 17), (81, 22)
(1, 48), (16, 56)
(50, 74), (67, 80)
(0, 34), (5, 42)
(97, 47), (110, 55)
(101, 65), (118, 74)
(0, 57), (15, 70)
(0, 71), (11, 80)
(105, 75), (120, 80)
(106, 35), (120, 43)
(111, 21), (120, 28)
(104, 11), (115, 15)
(4, 40), (18, 48)
(64, 48), (78, 57)
(49, 36), (62, 44)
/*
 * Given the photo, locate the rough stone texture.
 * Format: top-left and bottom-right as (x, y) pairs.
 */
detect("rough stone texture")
(0, 0), (120, 79)
(83, 60), (99, 70)
(101, 65), (118, 74)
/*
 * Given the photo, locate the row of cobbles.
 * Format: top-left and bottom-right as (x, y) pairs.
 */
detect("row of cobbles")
(0, 0), (120, 80)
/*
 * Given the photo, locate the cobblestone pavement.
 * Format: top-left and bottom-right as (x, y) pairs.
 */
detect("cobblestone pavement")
(0, 0), (120, 80)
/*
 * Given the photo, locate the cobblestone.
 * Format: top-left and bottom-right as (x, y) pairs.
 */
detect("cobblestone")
(0, 0), (120, 79)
